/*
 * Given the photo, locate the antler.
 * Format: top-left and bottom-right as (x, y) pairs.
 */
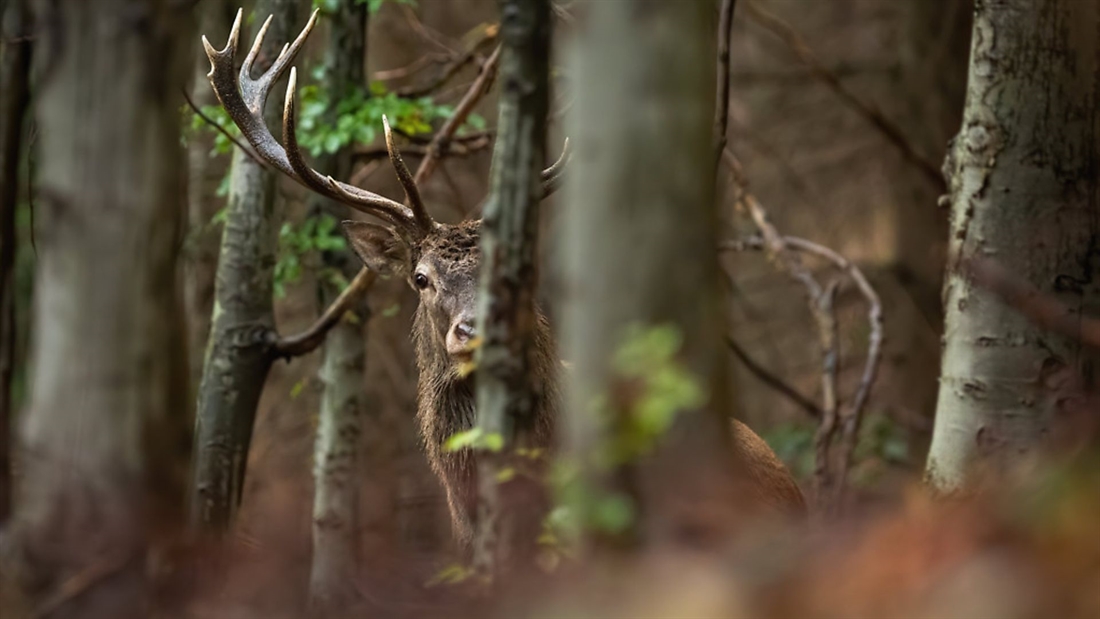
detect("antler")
(539, 138), (571, 199)
(203, 9), (435, 239)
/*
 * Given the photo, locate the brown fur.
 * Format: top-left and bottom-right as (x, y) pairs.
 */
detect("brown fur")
(345, 219), (805, 547)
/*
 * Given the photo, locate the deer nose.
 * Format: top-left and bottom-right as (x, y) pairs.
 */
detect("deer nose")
(454, 321), (476, 341)
(446, 318), (477, 357)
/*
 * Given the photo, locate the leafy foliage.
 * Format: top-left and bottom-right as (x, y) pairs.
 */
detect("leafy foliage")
(595, 323), (707, 465)
(762, 422), (815, 480)
(550, 323), (706, 539)
(273, 214), (349, 298)
(296, 79), (457, 157)
(443, 427), (504, 453)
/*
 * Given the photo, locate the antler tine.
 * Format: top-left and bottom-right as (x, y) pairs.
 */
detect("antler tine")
(204, 8), (300, 180)
(283, 68), (421, 232)
(539, 137), (571, 199)
(204, 11), (423, 235)
(240, 14), (274, 82)
(541, 137), (570, 181)
(255, 10), (317, 98)
(383, 116), (436, 232)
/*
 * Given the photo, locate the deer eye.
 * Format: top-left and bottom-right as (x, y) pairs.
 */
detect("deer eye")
(414, 273), (430, 290)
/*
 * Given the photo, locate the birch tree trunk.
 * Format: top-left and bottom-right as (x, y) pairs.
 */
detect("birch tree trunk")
(190, 0), (299, 531)
(0, 0), (31, 522)
(927, 0), (1100, 491)
(10, 0), (190, 615)
(306, 0), (370, 612)
(561, 0), (735, 547)
(473, 0), (550, 576)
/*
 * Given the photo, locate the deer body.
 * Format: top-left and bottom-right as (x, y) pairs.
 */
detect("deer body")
(202, 10), (806, 549)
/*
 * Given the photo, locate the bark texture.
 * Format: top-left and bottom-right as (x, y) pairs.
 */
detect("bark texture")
(0, 0), (31, 522)
(927, 0), (1100, 491)
(190, 0), (299, 531)
(472, 0), (551, 575)
(562, 0), (737, 545)
(306, 0), (371, 612)
(10, 0), (190, 615)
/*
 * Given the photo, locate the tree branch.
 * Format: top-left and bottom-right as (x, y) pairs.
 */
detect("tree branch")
(275, 267), (377, 357)
(721, 147), (884, 516)
(394, 23), (500, 98)
(181, 87), (266, 169)
(724, 335), (823, 419)
(415, 44), (502, 185)
(743, 0), (944, 190)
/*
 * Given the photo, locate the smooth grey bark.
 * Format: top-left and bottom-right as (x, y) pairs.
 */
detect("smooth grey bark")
(306, 0), (371, 613)
(561, 0), (733, 545)
(473, 0), (550, 575)
(10, 0), (190, 615)
(0, 0), (31, 522)
(927, 0), (1100, 491)
(185, 0), (233, 393)
(190, 0), (300, 531)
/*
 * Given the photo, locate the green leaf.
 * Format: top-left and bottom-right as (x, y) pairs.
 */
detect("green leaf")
(443, 428), (483, 452)
(592, 495), (634, 535)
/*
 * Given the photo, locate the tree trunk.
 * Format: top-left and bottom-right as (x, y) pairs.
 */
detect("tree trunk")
(10, 0), (190, 615)
(185, 0), (232, 394)
(190, 0), (300, 531)
(926, 0), (1100, 491)
(472, 0), (550, 576)
(0, 0), (31, 523)
(561, 0), (734, 547)
(306, 0), (371, 613)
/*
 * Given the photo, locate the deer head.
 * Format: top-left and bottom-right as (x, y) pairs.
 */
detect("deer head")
(203, 9), (568, 376)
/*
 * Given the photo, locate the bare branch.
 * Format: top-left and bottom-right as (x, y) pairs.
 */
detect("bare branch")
(352, 133), (492, 162)
(743, 0), (944, 189)
(275, 267), (378, 357)
(394, 23), (500, 98)
(413, 44), (502, 185)
(181, 87), (265, 168)
(721, 147), (884, 516)
(724, 335), (823, 419)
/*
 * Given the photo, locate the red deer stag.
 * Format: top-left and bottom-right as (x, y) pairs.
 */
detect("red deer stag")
(202, 9), (806, 548)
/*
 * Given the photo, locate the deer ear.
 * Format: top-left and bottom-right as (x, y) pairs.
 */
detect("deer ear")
(342, 221), (411, 278)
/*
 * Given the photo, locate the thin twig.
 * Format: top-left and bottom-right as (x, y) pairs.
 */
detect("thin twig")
(414, 44), (501, 185)
(721, 147), (883, 515)
(743, 0), (944, 189)
(722, 234), (884, 511)
(812, 281), (840, 512)
(181, 88), (266, 168)
(395, 23), (500, 99)
(352, 134), (492, 162)
(780, 235), (884, 508)
(725, 335), (823, 419)
(713, 0), (737, 163)
(372, 51), (450, 82)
